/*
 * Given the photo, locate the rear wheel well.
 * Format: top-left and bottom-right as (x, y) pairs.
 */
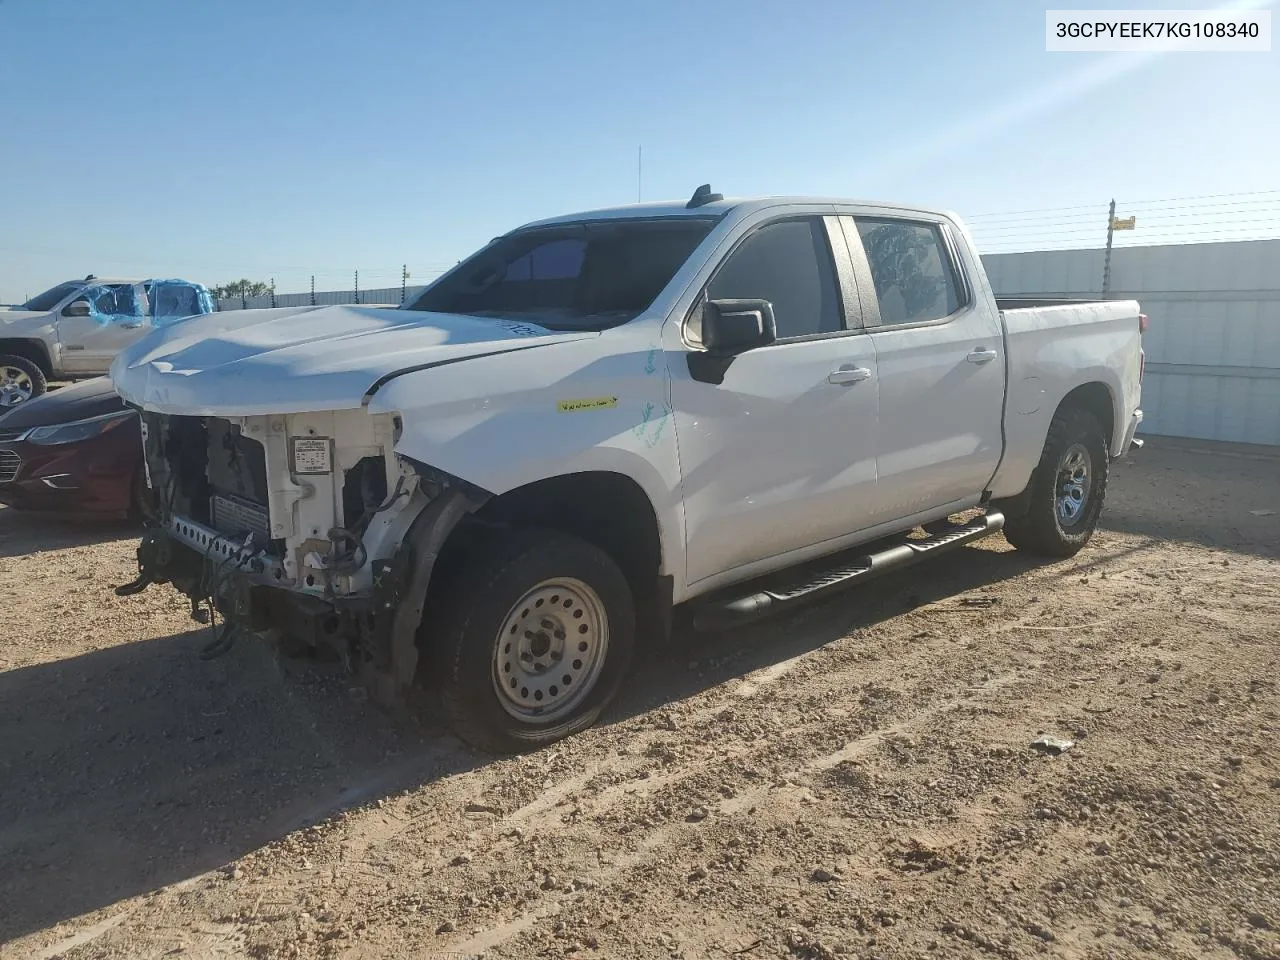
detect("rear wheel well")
(1058, 382), (1114, 450)
(0, 340), (54, 379)
(993, 382), (1115, 520)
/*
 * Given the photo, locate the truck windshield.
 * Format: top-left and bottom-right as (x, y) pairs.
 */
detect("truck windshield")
(21, 281), (83, 312)
(406, 218), (716, 330)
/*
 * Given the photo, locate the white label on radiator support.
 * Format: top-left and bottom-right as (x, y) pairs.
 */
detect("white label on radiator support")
(290, 437), (333, 475)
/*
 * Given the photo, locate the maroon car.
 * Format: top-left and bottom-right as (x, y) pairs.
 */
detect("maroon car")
(0, 377), (148, 518)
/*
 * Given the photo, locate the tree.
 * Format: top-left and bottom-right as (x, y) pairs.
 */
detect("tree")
(209, 279), (272, 301)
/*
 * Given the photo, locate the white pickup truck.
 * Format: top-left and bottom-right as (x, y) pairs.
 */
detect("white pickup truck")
(111, 187), (1145, 753)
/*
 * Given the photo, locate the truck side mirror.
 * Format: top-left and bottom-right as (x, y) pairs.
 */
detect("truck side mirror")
(701, 298), (777, 355)
(62, 300), (91, 318)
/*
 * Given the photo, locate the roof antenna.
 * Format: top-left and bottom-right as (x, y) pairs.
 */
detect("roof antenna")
(686, 183), (723, 209)
(84, 273), (97, 281)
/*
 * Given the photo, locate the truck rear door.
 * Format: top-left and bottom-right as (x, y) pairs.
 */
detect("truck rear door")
(839, 215), (1005, 521)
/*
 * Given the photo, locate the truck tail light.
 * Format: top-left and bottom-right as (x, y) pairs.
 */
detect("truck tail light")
(1138, 314), (1148, 383)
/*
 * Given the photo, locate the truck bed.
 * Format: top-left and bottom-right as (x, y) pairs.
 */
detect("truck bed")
(988, 298), (1144, 501)
(996, 297), (1110, 310)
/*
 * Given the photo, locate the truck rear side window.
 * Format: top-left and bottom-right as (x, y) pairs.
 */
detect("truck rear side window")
(407, 218), (716, 331)
(854, 219), (961, 326)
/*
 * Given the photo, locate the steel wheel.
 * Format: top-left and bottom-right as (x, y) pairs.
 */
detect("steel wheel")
(0, 364), (34, 407)
(1055, 443), (1092, 527)
(1003, 406), (1109, 558)
(492, 577), (609, 723)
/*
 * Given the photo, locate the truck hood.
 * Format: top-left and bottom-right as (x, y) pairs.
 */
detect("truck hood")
(0, 309), (48, 327)
(110, 304), (593, 416)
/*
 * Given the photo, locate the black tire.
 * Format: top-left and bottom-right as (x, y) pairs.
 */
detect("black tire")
(0, 354), (47, 407)
(429, 528), (635, 754)
(1003, 406), (1109, 557)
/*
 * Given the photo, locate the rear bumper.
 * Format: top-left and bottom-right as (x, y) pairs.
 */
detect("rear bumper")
(1115, 409), (1143, 459)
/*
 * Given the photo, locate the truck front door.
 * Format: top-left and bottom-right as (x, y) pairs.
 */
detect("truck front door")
(669, 214), (880, 588)
(840, 215), (1005, 521)
(56, 282), (149, 375)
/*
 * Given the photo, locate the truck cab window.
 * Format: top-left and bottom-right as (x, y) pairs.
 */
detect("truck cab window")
(707, 218), (841, 339)
(87, 284), (139, 318)
(21, 282), (83, 312)
(408, 219), (715, 330)
(148, 282), (202, 319)
(504, 238), (586, 281)
(854, 219), (961, 326)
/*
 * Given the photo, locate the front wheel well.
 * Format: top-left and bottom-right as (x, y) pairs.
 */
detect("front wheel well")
(0, 340), (54, 379)
(472, 472), (662, 591)
(422, 472), (668, 653)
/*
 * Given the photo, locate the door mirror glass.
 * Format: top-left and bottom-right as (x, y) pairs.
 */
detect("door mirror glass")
(61, 300), (91, 318)
(702, 298), (777, 355)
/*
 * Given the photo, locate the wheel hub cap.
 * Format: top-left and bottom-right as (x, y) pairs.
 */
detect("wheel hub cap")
(492, 577), (609, 722)
(1, 366), (33, 407)
(1056, 444), (1092, 526)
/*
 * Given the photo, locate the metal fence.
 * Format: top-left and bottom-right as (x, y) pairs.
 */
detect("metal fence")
(984, 238), (1280, 445)
(216, 284), (429, 311)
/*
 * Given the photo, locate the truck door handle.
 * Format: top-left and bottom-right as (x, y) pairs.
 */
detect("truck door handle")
(966, 347), (998, 364)
(828, 364), (872, 385)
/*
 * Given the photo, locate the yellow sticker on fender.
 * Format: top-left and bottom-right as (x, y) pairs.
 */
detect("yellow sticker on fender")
(557, 396), (618, 413)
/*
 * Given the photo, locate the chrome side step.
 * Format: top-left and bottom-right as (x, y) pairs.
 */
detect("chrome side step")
(690, 511), (1005, 631)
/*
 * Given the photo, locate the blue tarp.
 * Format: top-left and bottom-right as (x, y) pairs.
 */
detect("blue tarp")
(84, 279), (214, 328)
(147, 279), (215, 327)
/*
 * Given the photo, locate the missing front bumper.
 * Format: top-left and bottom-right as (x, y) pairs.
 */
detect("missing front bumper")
(122, 526), (373, 652)
(120, 484), (486, 689)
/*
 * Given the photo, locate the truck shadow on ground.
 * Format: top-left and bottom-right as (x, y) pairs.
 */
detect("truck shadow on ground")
(0, 541), (1043, 943)
(619, 543), (1045, 734)
(0, 507), (139, 559)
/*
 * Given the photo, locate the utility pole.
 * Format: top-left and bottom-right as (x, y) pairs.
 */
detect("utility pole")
(310, 275), (316, 306)
(1102, 198), (1116, 296)
(401, 264), (409, 304)
(270, 278), (276, 309)
(354, 270), (360, 305)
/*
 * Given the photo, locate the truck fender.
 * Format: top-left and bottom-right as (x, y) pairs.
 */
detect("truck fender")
(0, 337), (56, 378)
(377, 486), (490, 692)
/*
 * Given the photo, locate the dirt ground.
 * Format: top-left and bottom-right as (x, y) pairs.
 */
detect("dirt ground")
(1, 438), (1277, 960)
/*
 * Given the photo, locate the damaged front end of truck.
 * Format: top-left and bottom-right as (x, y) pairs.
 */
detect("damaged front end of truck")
(118, 406), (489, 694)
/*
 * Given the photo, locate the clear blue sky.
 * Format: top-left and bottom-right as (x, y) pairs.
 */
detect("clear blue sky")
(1, 0), (1277, 300)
